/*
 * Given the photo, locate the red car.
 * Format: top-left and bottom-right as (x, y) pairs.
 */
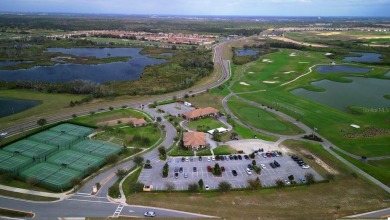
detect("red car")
(207, 166), (212, 172)
(221, 166), (225, 172)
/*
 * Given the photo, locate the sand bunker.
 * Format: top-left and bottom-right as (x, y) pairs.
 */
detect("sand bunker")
(240, 82), (250, 86)
(358, 36), (390, 40)
(248, 72), (254, 74)
(325, 53), (334, 56)
(290, 53), (297, 57)
(262, 59), (273, 63)
(263, 81), (279, 84)
(283, 71), (295, 74)
(317, 32), (341, 36)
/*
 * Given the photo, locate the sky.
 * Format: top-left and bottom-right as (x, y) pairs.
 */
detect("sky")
(1, 0), (390, 17)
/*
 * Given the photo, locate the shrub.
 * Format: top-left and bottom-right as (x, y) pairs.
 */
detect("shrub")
(218, 181), (232, 192)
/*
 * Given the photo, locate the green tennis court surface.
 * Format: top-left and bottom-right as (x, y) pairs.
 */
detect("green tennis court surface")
(0, 150), (33, 173)
(71, 140), (122, 157)
(3, 140), (56, 159)
(47, 150), (104, 173)
(28, 130), (80, 147)
(49, 123), (94, 138)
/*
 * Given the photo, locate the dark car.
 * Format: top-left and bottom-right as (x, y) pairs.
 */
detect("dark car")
(238, 155), (242, 160)
(193, 167), (197, 172)
(179, 167), (183, 173)
(174, 167), (179, 173)
(229, 155), (234, 160)
(248, 164), (253, 170)
(233, 155), (238, 160)
(199, 156), (203, 161)
(244, 155), (249, 160)
(274, 160), (280, 167)
(232, 170), (237, 176)
(181, 157), (185, 162)
(266, 153), (272, 158)
(207, 166), (212, 172)
(269, 162), (276, 168)
(174, 172), (179, 178)
(221, 166), (225, 172)
(220, 156), (225, 161)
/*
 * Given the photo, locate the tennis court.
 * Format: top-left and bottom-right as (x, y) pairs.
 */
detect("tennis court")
(47, 150), (104, 173)
(0, 150), (33, 174)
(3, 140), (56, 160)
(20, 163), (82, 190)
(71, 140), (122, 157)
(50, 123), (94, 138)
(28, 130), (80, 148)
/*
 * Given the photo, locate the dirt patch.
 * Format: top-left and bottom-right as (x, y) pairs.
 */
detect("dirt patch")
(341, 126), (390, 139)
(270, 36), (328, 48)
(239, 82), (250, 86)
(97, 118), (133, 127)
(300, 149), (339, 174)
(358, 36), (390, 40)
(317, 32), (341, 36)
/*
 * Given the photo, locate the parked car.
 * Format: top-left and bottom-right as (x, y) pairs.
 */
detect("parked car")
(260, 164), (266, 169)
(0, 132), (8, 137)
(207, 157), (211, 162)
(211, 156), (215, 161)
(302, 164), (310, 169)
(247, 164), (253, 170)
(229, 155), (234, 160)
(199, 156), (203, 161)
(300, 178), (306, 183)
(269, 163), (276, 168)
(174, 167), (179, 173)
(232, 170), (237, 176)
(238, 155), (242, 160)
(144, 211), (156, 217)
(179, 167), (183, 173)
(274, 160), (280, 167)
(266, 153), (272, 158)
(205, 185), (210, 190)
(174, 172), (178, 179)
(207, 166), (212, 172)
(185, 157), (189, 162)
(181, 157), (185, 162)
(233, 155), (238, 160)
(261, 153), (267, 158)
(193, 167), (197, 172)
(221, 166), (225, 172)
(190, 157), (194, 162)
(284, 180), (291, 185)
(246, 168), (252, 175)
(244, 155), (249, 160)
(225, 156), (229, 160)
(184, 173), (188, 178)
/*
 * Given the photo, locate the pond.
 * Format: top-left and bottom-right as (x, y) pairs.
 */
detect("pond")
(291, 77), (390, 111)
(0, 48), (166, 83)
(0, 61), (32, 67)
(316, 65), (371, 74)
(0, 98), (40, 118)
(235, 49), (261, 57)
(343, 52), (382, 63)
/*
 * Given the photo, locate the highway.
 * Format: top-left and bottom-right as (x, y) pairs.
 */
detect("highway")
(0, 42), (230, 218)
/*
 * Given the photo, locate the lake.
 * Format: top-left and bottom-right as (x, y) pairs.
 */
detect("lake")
(316, 65), (371, 74)
(0, 48), (166, 83)
(291, 77), (390, 111)
(343, 52), (382, 63)
(0, 61), (32, 67)
(0, 98), (40, 118)
(235, 49), (261, 57)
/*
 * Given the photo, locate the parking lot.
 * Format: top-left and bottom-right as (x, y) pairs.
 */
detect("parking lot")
(138, 153), (323, 191)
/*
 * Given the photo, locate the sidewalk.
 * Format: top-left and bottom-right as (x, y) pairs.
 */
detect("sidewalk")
(0, 184), (71, 200)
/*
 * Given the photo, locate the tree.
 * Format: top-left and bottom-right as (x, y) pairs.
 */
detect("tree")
(184, 94), (189, 99)
(129, 182), (144, 193)
(109, 106), (114, 111)
(198, 179), (204, 189)
(212, 131), (221, 142)
(37, 118), (47, 126)
(116, 169), (127, 178)
(218, 181), (232, 192)
(156, 117), (162, 122)
(188, 182), (199, 193)
(305, 173), (316, 185)
(214, 163), (222, 176)
(70, 177), (82, 186)
(165, 182), (175, 192)
(133, 155), (144, 166)
(230, 132), (238, 140)
(158, 146), (166, 156)
(162, 162), (169, 178)
(275, 179), (285, 188)
(252, 160), (257, 166)
(171, 45), (177, 50)
(106, 154), (119, 164)
(247, 177), (262, 190)
(288, 175), (295, 182)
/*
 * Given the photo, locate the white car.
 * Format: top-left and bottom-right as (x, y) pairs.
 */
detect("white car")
(246, 168), (252, 175)
(285, 180), (291, 185)
(302, 164), (310, 169)
(184, 172), (188, 178)
(207, 157), (211, 161)
(144, 211), (156, 217)
(211, 156), (215, 161)
(260, 164), (266, 169)
(0, 132), (8, 137)
(185, 157), (189, 162)
(205, 185), (210, 190)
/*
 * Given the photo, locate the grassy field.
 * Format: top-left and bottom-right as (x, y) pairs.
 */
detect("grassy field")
(0, 90), (85, 130)
(186, 118), (226, 132)
(332, 148), (390, 187)
(227, 96), (304, 135)
(228, 119), (278, 142)
(71, 108), (152, 127)
(127, 138), (388, 219)
(213, 145), (235, 155)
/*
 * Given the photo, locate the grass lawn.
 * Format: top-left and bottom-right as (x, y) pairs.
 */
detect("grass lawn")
(93, 124), (161, 148)
(213, 145), (235, 155)
(0, 208), (34, 218)
(169, 146), (195, 156)
(186, 117), (226, 132)
(127, 138), (388, 219)
(0, 189), (57, 202)
(123, 167), (143, 195)
(71, 108), (152, 127)
(0, 90), (85, 130)
(332, 148), (390, 187)
(229, 119), (278, 142)
(184, 92), (225, 114)
(227, 96), (304, 135)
